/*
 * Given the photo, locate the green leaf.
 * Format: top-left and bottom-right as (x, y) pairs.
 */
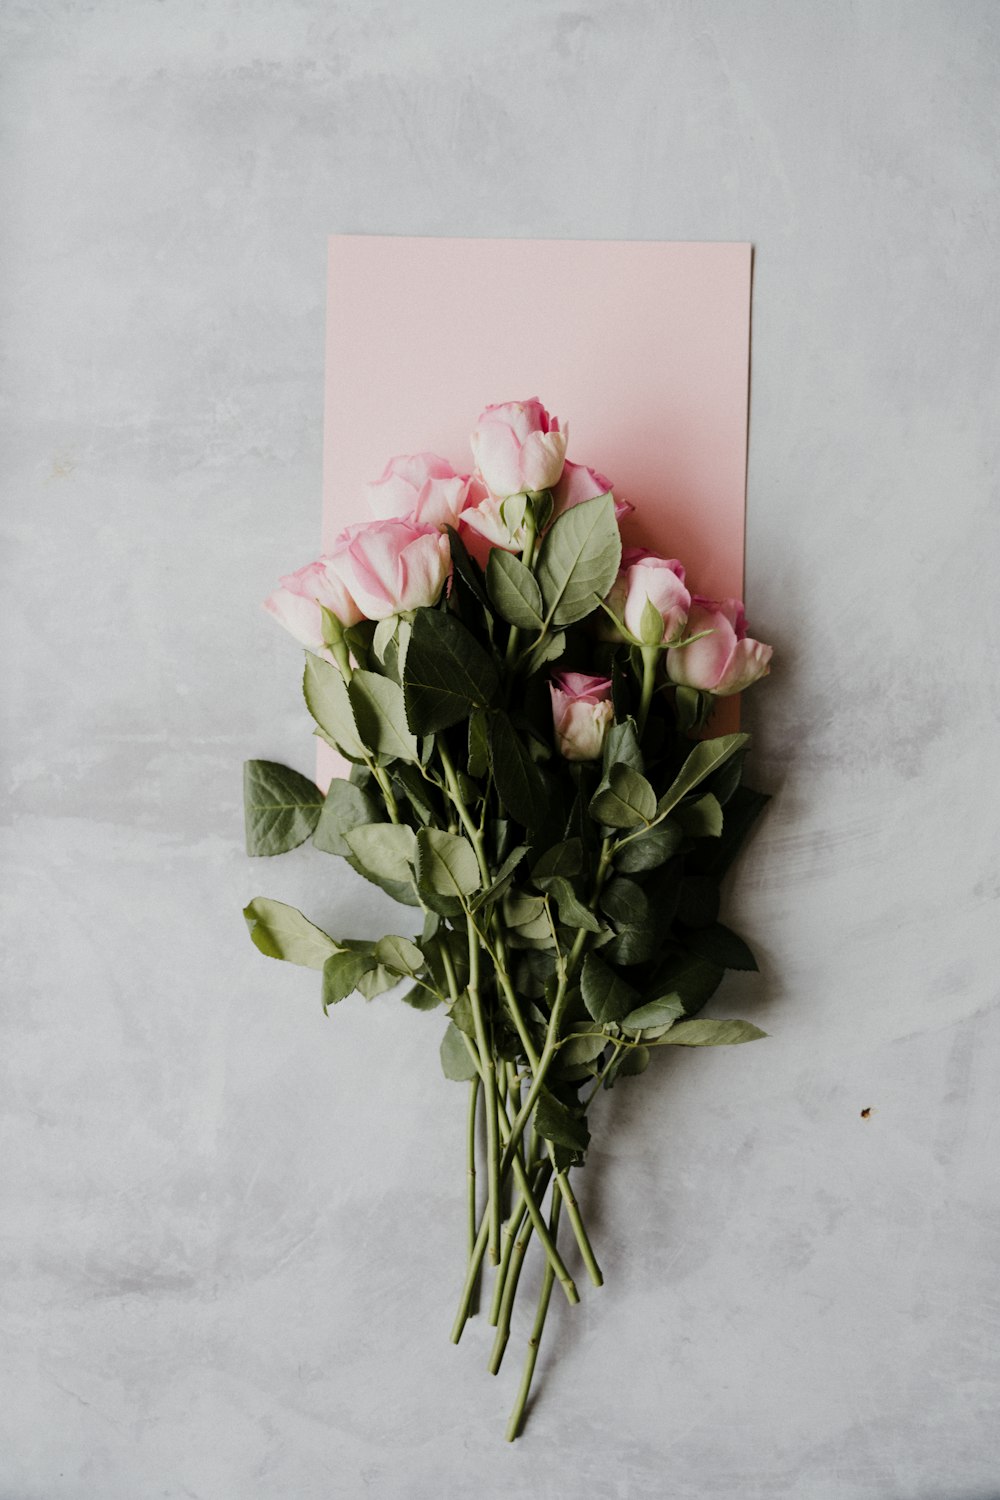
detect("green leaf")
(673, 793), (723, 838)
(693, 785), (771, 879)
(488, 712), (549, 830)
(440, 1021), (478, 1081)
(374, 934), (424, 976)
(344, 823), (417, 882)
(468, 709), (490, 778)
(621, 994), (685, 1033)
(322, 949), (375, 1008)
(415, 828), (482, 902)
(243, 760), (322, 856)
(653, 954), (726, 1014)
(533, 1088), (591, 1155)
(685, 923), (759, 971)
(468, 844), (529, 913)
(243, 898), (340, 969)
(602, 718), (643, 774)
(657, 1019), (766, 1046)
(447, 991), (476, 1037)
(486, 549), (545, 629)
(536, 493), (622, 627)
(403, 607), (499, 734)
(356, 964), (401, 1000)
(391, 764), (437, 824)
(400, 981), (442, 1011)
(581, 951), (640, 1024)
(559, 1026), (609, 1066)
(502, 892), (552, 942)
(706, 744), (747, 805)
(545, 875), (603, 933)
(657, 733), (749, 819)
(531, 838), (583, 881)
(349, 670), (419, 762)
(302, 656), (365, 759)
(590, 764), (657, 829)
(614, 822), (682, 873)
(313, 778), (380, 857)
(600, 876), (648, 930)
(446, 528), (493, 620)
(617, 1044), (651, 1077)
(676, 876), (720, 928)
(528, 629), (567, 671)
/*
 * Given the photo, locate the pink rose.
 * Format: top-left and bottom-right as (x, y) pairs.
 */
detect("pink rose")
(471, 398), (568, 498)
(603, 549), (691, 645)
(552, 460), (634, 524)
(666, 596), (772, 695)
(327, 518), (451, 621)
(459, 489), (527, 562)
(549, 671), (614, 761)
(366, 452), (476, 531)
(264, 558), (363, 651)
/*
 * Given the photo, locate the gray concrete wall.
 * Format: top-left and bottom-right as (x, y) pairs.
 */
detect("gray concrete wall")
(2, 3), (997, 1496)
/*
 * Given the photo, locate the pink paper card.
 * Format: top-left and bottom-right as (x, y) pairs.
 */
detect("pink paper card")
(320, 236), (751, 783)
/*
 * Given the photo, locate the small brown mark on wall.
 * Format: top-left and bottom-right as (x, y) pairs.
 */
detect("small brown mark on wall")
(860, 1107), (872, 1119)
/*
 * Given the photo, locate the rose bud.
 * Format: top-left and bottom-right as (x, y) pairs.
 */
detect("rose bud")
(327, 518), (451, 620)
(602, 549), (691, 645)
(666, 596), (773, 695)
(552, 460), (634, 524)
(264, 558), (363, 652)
(366, 452), (477, 531)
(470, 398), (568, 498)
(549, 671), (615, 761)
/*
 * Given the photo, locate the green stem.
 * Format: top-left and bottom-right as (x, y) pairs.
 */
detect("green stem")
(489, 1162), (553, 1374)
(489, 1193), (529, 1327)
(497, 840), (613, 1176)
(452, 1039), (576, 1337)
(505, 1188), (564, 1442)
(466, 922), (501, 1266)
(438, 742), (490, 885)
(466, 1073), (480, 1272)
(493, 960), (603, 1287)
(636, 644), (661, 737)
(452, 1211), (490, 1343)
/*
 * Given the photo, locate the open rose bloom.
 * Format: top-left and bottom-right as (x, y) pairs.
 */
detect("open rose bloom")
(667, 596), (772, 695)
(248, 399), (773, 1442)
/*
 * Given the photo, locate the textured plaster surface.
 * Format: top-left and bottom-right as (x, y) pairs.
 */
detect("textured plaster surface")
(1, 3), (998, 1497)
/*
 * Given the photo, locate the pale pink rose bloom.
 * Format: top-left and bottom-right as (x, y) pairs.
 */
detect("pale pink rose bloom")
(264, 558), (363, 651)
(327, 518), (451, 620)
(666, 596), (773, 695)
(366, 452), (476, 531)
(459, 488), (527, 563)
(602, 549), (691, 644)
(552, 460), (634, 524)
(549, 671), (615, 761)
(470, 398), (568, 497)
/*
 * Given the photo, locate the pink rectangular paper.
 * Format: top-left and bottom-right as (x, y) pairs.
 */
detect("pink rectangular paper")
(321, 236), (751, 783)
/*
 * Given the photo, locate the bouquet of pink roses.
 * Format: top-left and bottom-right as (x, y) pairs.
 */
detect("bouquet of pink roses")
(243, 398), (772, 1439)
